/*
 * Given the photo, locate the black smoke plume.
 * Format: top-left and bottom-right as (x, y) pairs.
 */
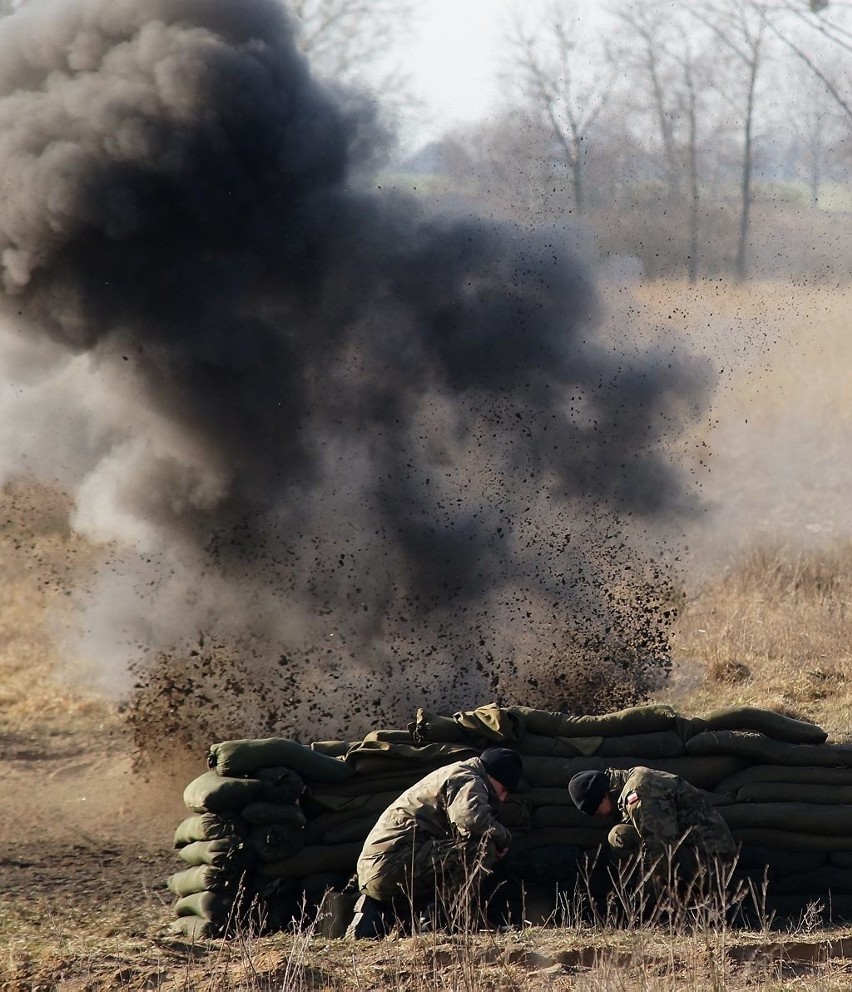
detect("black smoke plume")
(0, 0), (707, 749)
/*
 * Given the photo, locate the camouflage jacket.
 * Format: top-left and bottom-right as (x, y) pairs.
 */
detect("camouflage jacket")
(357, 757), (512, 865)
(608, 766), (735, 862)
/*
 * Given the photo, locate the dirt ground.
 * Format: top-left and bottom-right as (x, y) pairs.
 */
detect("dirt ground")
(0, 722), (189, 924)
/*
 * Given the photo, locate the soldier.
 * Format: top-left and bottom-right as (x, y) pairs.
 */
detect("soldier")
(568, 766), (736, 889)
(346, 747), (522, 939)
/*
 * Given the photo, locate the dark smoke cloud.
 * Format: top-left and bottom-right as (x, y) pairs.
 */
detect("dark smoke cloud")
(0, 0), (709, 743)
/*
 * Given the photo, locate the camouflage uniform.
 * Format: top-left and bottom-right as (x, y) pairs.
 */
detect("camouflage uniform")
(355, 757), (511, 904)
(606, 766), (736, 881)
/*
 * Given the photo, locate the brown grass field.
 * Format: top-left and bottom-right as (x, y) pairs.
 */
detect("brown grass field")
(2, 280), (852, 990)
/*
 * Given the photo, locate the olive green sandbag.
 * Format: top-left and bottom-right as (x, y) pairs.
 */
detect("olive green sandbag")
(301, 789), (402, 820)
(497, 797), (532, 831)
(183, 771), (263, 814)
(301, 772), (420, 801)
(699, 706), (827, 745)
(169, 915), (221, 940)
(510, 703), (677, 738)
(531, 806), (618, 830)
(323, 813), (383, 844)
(311, 741), (351, 757)
(258, 842), (362, 878)
(722, 803), (852, 835)
(687, 731), (852, 767)
(715, 765), (852, 794)
(178, 839), (254, 868)
(362, 729), (414, 743)
(773, 867), (852, 895)
(520, 755), (744, 790)
(513, 734), (601, 758)
(736, 845), (827, 875)
(409, 709), (471, 745)
(830, 852), (852, 868)
(167, 864), (247, 897)
(249, 825), (305, 863)
(595, 731), (686, 759)
(255, 767), (306, 804)
(731, 828), (852, 852)
(240, 802), (307, 828)
(174, 890), (234, 922)
(452, 703), (526, 742)
(174, 813), (245, 848)
(209, 738), (352, 782)
(509, 826), (610, 850)
(343, 741), (476, 775)
(737, 783), (852, 805)
(513, 786), (575, 807)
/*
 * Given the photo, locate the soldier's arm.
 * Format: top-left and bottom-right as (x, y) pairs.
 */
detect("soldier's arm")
(625, 785), (681, 865)
(446, 778), (512, 851)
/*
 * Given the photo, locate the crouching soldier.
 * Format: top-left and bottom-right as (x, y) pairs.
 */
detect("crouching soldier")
(346, 747), (523, 939)
(569, 766), (736, 899)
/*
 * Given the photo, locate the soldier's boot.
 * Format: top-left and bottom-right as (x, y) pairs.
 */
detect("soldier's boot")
(345, 894), (388, 940)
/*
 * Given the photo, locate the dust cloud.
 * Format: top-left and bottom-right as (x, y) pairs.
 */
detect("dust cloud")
(0, 0), (710, 744)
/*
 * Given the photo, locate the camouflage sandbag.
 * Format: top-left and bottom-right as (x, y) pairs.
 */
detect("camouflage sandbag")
(183, 771), (263, 814)
(256, 767), (306, 804)
(773, 867), (852, 895)
(343, 741), (476, 775)
(409, 708), (471, 745)
(167, 864), (248, 897)
(731, 828), (852, 852)
(240, 802), (307, 828)
(510, 704), (677, 738)
(208, 738), (352, 782)
(722, 802), (852, 835)
(249, 825), (305, 863)
(714, 765), (852, 794)
(169, 914), (222, 940)
(174, 813), (246, 847)
(311, 741), (351, 757)
(174, 890), (234, 923)
(736, 845), (827, 876)
(258, 842), (362, 878)
(699, 706), (827, 745)
(520, 755), (744, 790)
(736, 782), (852, 805)
(595, 731), (686, 759)
(178, 839), (254, 868)
(686, 731), (852, 767)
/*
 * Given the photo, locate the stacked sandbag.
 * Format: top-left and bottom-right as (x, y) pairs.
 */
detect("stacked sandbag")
(168, 737), (351, 939)
(169, 702), (852, 935)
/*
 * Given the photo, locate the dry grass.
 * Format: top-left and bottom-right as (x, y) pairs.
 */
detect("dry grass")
(667, 543), (852, 740)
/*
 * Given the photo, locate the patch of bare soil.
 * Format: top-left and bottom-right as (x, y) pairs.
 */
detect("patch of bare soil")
(0, 724), (189, 913)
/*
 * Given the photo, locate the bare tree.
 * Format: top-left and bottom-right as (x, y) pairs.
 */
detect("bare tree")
(689, 1), (777, 280)
(504, 2), (617, 215)
(289, 0), (417, 81)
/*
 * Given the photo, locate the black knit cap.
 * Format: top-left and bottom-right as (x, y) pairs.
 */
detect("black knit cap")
(480, 748), (523, 791)
(569, 770), (609, 816)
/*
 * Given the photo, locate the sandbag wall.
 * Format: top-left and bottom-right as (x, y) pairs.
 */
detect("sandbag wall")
(168, 702), (852, 937)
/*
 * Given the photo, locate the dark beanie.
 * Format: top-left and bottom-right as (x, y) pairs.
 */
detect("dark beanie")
(480, 748), (523, 791)
(569, 770), (609, 815)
